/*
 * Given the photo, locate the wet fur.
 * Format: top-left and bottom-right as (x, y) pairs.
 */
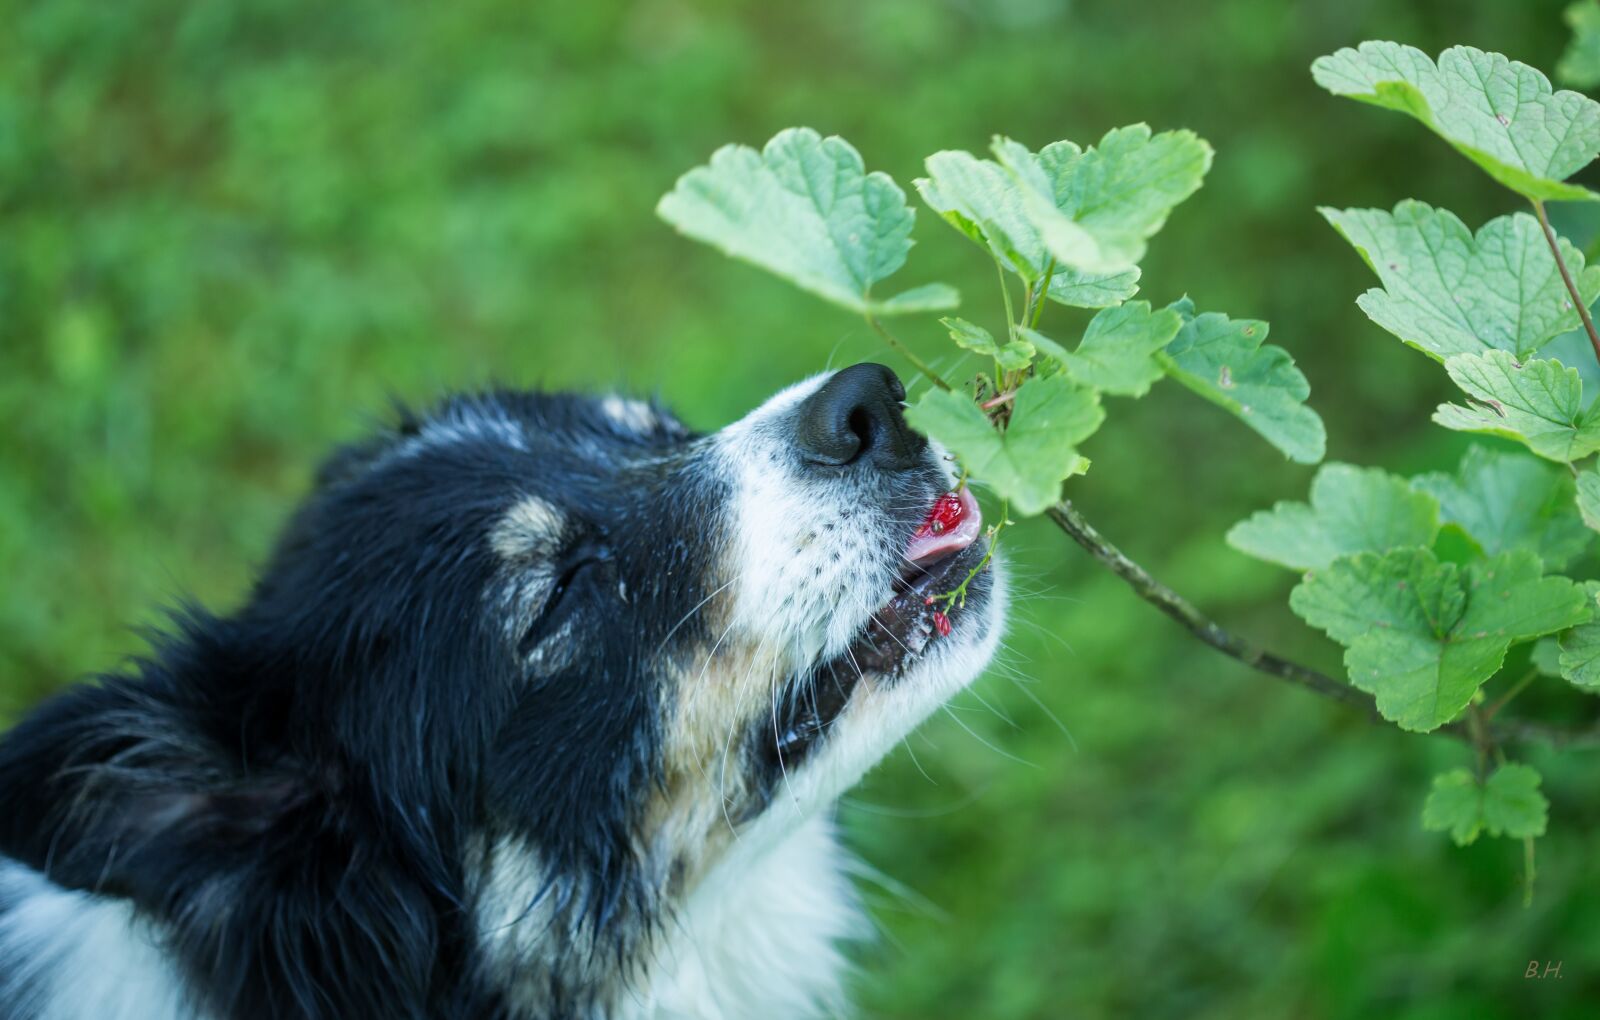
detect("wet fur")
(0, 381), (1002, 1019)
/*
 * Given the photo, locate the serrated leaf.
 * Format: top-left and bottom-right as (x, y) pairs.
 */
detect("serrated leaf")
(1157, 299), (1326, 463)
(1559, 622), (1600, 690)
(941, 317), (1033, 370)
(657, 128), (957, 316)
(944, 317), (998, 354)
(1542, 326), (1600, 402)
(1047, 265), (1142, 308)
(992, 128), (1212, 274)
(917, 154), (1142, 306)
(1017, 327), (1071, 368)
(904, 374), (1103, 516)
(1558, 580), (1600, 691)
(1484, 764), (1549, 839)
(1560, 0), (1600, 89)
(1227, 464), (1439, 571)
(1422, 764), (1548, 845)
(1577, 462), (1600, 532)
(1321, 202), (1600, 360)
(1412, 446), (1591, 570)
(995, 343), (1035, 372)
(1434, 350), (1600, 462)
(1290, 549), (1587, 731)
(1034, 301), (1183, 397)
(1312, 42), (1600, 202)
(1532, 636), (1565, 677)
(873, 283), (962, 314)
(917, 151), (1044, 280)
(1423, 769), (1488, 845)
(916, 127), (1202, 294)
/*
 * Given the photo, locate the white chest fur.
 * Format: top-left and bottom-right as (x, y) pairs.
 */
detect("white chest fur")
(624, 814), (864, 1020)
(0, 859), (198, 1020)
(1, 814), (864, 1020)
(479, 814), (866, 1020)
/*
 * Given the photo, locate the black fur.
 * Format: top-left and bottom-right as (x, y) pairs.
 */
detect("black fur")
(0, 391), (717, 1020)
(0, 374), (994, 1020)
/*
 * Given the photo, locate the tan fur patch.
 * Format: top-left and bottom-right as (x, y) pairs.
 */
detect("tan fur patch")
(491, 496), (564, 561)
(642, 632), (791, 892)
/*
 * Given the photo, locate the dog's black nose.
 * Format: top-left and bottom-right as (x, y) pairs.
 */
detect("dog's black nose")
(794, 362), (926, 470)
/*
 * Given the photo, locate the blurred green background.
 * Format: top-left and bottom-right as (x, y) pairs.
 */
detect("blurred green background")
(4, 0), (1599, 1016)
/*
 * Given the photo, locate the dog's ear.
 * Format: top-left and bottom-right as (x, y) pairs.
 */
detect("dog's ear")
(0, 670), (314, 902)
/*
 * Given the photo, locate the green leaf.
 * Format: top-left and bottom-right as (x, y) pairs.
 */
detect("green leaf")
(657, 128), (958, 316)
(1422, 764), (1549, 845)
(1047, 266), (1142, 309)
(1321, 202), (1600, 360)
(1311, 42), (1600, 202)
(1157, 299), (1326, 463)
(1032, 301), (1183, 397)
(916, 127), (1204, 291)
(1433, 350), (1600, 462)
(1559, 622), (1600, 690)
(943, 316), (1000, 355)
(941, 317), (1033, 371)
(1532, 636), (1565, 677)
(1412, 446), (1591, 570)
(1423, 770), (1488, 845)
(1558, 580), (1600, 691)
(1577, 462), (1600, 532)
(994, 342), (1034, 372)
(1483, 763), (1549, 840)
(1017, 327), (1072, 368)
(1560, 0), (1600, 89)
(917, 150), (1046, 280)
(873, 283), (963, 314)
(904, 374), (1103, 516)
(1290, 549), (1587, 731)
(1227, 464), (1439, 571)
(992, 128), (1212, 274)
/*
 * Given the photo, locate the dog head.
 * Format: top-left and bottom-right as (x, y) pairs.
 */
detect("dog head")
(0, 364), (1004, 1015)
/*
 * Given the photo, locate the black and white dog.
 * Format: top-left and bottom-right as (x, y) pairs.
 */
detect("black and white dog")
(0, 363), (1003, 1019)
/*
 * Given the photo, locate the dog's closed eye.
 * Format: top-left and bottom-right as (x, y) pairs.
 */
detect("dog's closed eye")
(517, 544), (612, 659)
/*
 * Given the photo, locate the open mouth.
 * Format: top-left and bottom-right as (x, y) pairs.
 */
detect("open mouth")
(765, 488), (988, 767)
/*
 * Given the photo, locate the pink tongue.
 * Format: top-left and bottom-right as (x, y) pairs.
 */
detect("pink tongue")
(905, 488), (982, 564)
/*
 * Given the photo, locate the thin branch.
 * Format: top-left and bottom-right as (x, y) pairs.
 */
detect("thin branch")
(1044, 500), (1600, 750)
(994, 257), (1018, 344)
(1485, 670), (1537, 721)
(1466, 704), (1493, 778)
(865, 314), (951, 392)
(1532, 198), (1600, 366)
(1030, 260), (1055, 330)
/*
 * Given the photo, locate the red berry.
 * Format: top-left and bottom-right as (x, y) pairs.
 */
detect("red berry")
(915, 492), (966, 540)
(932, 610), (952, 637)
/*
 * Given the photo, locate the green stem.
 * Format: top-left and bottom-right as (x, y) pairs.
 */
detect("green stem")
(1532, 198), (1600, 367)
(1523, 836), (1537, 909)
(935, 501), (1010, 610)
(1042, 499), (1600, 750)
(1467, 705), (1493, 780)
(1030, 260), (1056, 329)
(995, 258), (1018, 344)
(1485, 670), (1537, 721)
(866, 313), (952, 391)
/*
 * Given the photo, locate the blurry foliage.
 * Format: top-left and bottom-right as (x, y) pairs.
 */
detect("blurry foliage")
(2, 0), (1598, 1016)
